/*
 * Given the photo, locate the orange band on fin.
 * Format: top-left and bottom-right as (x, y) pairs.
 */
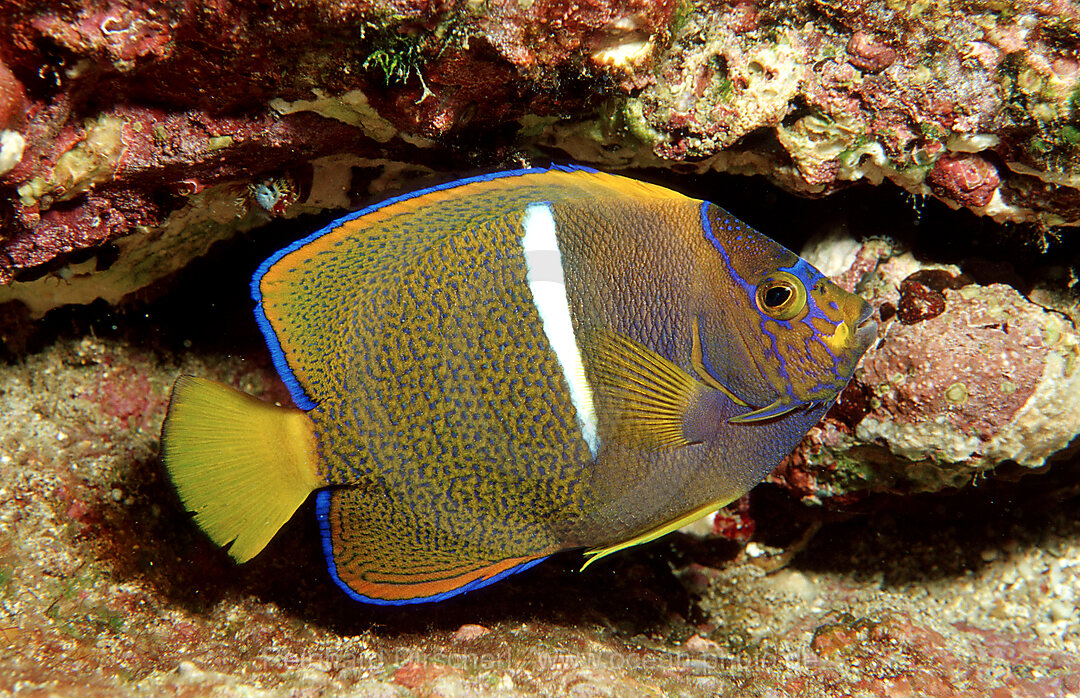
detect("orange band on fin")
(337, 553), (548, 602)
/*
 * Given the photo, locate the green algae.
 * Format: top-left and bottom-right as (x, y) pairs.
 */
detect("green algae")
(363, 31), (428, 87)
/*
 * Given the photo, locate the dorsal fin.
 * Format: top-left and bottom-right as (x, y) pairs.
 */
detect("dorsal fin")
(250, 166), (693, 410)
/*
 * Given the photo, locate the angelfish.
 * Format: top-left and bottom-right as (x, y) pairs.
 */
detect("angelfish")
(161, 166), (876, 605)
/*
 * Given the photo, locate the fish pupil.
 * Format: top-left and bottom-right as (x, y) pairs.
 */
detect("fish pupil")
(764, 285), (792, 308)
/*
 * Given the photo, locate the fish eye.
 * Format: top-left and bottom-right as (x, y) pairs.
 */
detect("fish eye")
(755, 272), (807, 321)
(764, 286), (791, 307)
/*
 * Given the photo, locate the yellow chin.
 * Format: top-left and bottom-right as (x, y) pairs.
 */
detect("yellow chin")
(821, 320), (853, 355)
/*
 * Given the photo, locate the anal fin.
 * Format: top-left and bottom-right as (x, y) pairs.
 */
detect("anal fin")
(318, 490), (553, 605)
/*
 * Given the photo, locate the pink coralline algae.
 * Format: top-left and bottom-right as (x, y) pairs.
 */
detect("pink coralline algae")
(29, 5), (173, 68)
(479, 0), (678, 70)
(863, 284), (1043, 446)
(774, 235), (1080, 503)
(927, 154), (1001, 209)
(1, 0), (1078, 316)
(0, 57), (27, 130)
(845, 31), (897, 74)
(710, 495), (755, 542)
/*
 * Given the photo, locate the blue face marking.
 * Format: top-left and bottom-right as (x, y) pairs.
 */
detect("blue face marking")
(699, 202), (756, 297)
(757, 322), (796, 400)
(700, 202), (802, 401)
(701, 204), (851, 399)
(781, 260), (848, 383)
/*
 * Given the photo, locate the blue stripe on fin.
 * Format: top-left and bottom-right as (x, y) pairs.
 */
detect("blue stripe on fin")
(315, 490), (549, 605)
(251, 303), (316, 411)
(249, 164), (599, 412)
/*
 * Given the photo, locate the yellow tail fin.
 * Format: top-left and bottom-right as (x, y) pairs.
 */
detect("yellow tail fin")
(161, 375), (324, 562)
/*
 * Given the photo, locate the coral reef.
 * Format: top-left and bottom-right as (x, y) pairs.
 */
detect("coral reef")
(553, 0), (1080, 227)
(1, 0), (1079, 692)
(2, 0), (1079, 314)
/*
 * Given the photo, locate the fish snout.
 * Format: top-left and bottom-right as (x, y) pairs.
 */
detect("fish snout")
(853, 301), (878, 351)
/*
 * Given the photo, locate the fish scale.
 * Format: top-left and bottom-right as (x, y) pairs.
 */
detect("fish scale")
(160, 165), (876, 605)
(304, 201), (595, 595)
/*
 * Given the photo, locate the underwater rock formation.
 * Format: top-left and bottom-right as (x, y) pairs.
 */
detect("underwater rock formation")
(1, 2), (1080, 693)
(772, 233), (1080, 502)
(1, 0), (1078, 312)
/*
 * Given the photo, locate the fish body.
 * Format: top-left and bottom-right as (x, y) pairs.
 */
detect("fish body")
(161, 166), (876, 604)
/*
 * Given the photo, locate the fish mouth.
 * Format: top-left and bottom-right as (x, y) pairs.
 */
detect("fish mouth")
(854, 303), (878, 348)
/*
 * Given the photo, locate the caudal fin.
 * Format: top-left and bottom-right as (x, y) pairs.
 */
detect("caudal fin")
(161, 375), (324, 562)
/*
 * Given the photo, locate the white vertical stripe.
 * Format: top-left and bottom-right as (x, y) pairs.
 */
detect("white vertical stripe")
(521, 203), (599, 456)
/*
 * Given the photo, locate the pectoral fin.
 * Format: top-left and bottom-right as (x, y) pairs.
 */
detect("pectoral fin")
(582, 329), (705, 452)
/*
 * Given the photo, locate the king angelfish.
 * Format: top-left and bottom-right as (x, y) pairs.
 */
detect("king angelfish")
(161, 166), (876, 605)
